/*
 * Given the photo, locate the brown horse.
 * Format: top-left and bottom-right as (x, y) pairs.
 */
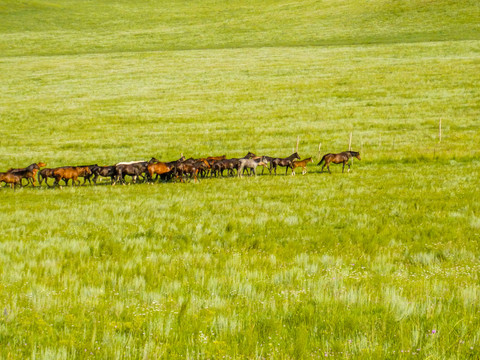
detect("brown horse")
(291, 157), (313, 175)
(53, 166), (92, 186)
(38, 168), (57, 187)
(206, 155), (226, 162)
(147, 160), (173, 182)
(8, 162), (46, 186)
(317, 151), (361, 173)
(271, 152), (301, 175)
(176, 159), (209, 183)
(0, 172), (22, 189)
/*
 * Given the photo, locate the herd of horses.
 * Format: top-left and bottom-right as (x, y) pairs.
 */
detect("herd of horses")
(0, 151), (361, 189)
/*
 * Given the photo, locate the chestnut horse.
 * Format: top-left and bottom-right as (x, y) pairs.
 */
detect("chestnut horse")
(317, 151), (361, 173)
(207, 155), (226, 162)
(291, 157), (313, 175)
(147, 159), (173, 182)
(0, 172), (22, 189)
(53, 166), (92, 186)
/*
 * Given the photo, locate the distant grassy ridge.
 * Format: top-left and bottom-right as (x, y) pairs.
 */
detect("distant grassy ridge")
(1, 0), (479, 56)
(1, 40), (478, 167)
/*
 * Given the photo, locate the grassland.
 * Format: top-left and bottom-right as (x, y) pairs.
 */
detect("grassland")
(0, 0), (480, 358)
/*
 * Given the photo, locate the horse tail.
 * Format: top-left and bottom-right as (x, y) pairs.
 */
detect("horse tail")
(317, 155), (326, 166)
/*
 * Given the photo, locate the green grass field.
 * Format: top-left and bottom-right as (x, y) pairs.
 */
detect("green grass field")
(1, 0), (479, 358)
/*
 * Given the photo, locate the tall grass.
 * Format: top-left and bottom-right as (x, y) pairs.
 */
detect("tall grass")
(0, 0), (479, 358)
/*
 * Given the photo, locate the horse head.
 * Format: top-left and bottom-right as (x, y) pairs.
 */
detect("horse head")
(351, 151), (361, 160)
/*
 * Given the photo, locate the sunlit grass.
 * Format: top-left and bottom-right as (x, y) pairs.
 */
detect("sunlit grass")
(0, 0), (479, 358)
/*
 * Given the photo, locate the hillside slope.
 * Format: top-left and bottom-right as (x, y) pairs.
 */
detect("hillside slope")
(0, 0), (479, 56)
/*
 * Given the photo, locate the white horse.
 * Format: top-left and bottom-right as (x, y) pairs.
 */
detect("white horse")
(238, 157), (269, 178)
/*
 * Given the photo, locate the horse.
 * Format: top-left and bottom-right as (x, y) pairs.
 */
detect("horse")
(161, 156), (186, 182)
(243, 152), (256, 159)
(206, 155), (226, 162)
(0, 172), (22, 189)
(317, 151), (361, 173)
(8, 162), (46, 186)
(147, 160), (173, 182)
(260, 156), (275, 175)
(291, 157), (313, 175)
(175, 159), (209, 183)
(53, 166), (92, 186)
(77, 165), (98, 185)
(238, 157), (269, 178)
(212, 158), (241, 177)
(271, 152), (301, 175)
(210, 159), (227, 177)
(113, 158), (158, 184)
(91, 166), (116, 185)
(113, 163), (145, 185)
(38, 168), (58, 187)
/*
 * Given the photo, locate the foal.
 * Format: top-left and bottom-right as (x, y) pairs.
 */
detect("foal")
(291, 157), (313, 175)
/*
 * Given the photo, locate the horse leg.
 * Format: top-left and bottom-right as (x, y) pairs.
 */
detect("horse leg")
(302, 166), (307, 175)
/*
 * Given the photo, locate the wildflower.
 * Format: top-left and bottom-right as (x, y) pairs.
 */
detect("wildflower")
(431, 329), (436, 334)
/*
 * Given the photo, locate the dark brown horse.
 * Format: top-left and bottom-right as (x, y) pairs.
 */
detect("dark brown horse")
(175, 159), (209, 183)
(291, 157), (313, 175)
(91, 166), (116, 185)
(271, 152), (301, 175)
(38, 168), (57, 187)
(8, 162), (46, 186)
(317, 151), (361, 173)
